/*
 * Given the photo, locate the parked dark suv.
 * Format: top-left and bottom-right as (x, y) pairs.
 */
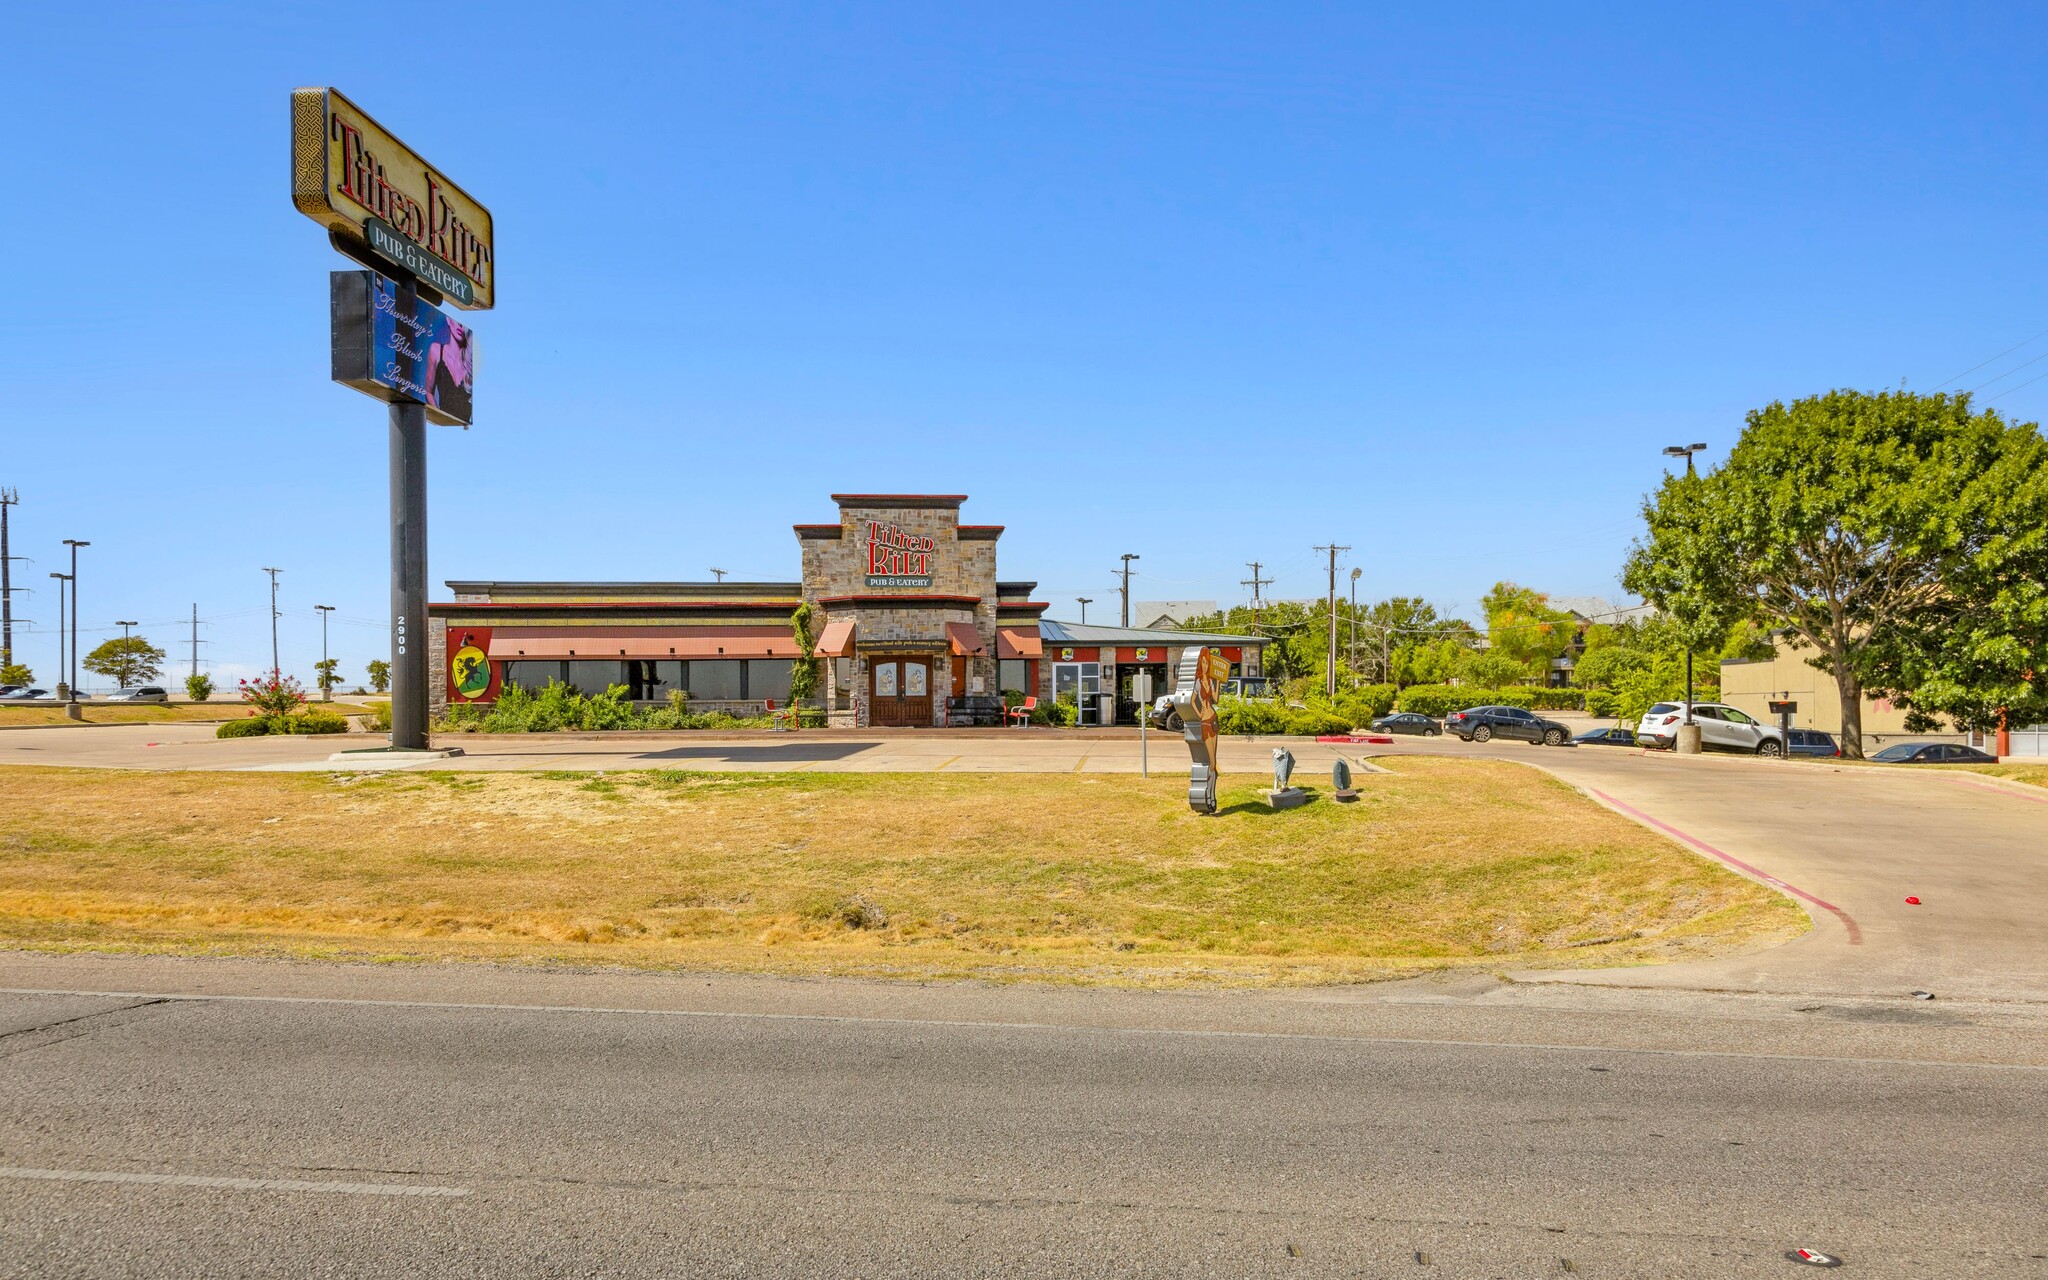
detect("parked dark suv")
(1444, 705), (1572, 746)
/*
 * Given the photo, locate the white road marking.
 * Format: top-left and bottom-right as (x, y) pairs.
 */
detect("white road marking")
(0, 1166), (468, 1197)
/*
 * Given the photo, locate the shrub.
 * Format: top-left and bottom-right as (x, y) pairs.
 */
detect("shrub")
(1217, 696), (1290, 735)
(215, 716), (271, 739)
(185, 673), (214, 703)
(292, 709), (350, 735)
(1395, 685), (1506, 717)
(577, 684), (639, 731)
(1529, 688), (1585, 711)
(366, 702), (392, 732)
(1031, 696), (1077, 727)
(1583, 688), (1620, 718)
(1286, 708), (1355, 736)
(239, 674), (307, 718)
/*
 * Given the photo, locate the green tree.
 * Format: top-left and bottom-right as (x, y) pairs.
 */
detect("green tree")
(185, 672), (214, 702)
(1455, 648), (1526, 688)
(1624, 389), (2048, 757)
(1480, 582), (1574, 681)
(0, 661), (30, 687)
(83, 635), (165, 688)
(314, 658), (341, 699)
(366, 659), (391, 693)
(788, 602), (820, 711)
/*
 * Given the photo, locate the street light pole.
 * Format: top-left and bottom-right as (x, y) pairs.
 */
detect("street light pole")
(315, 605), (335, 701)
(1661, 443), (1710, 736)
(48, 572), (69, 696)
(1349, 567), (1360, 688)
(1076, 597), (1092, 624)
(114, 620), (138, 690)
(61, 540), (87, 702)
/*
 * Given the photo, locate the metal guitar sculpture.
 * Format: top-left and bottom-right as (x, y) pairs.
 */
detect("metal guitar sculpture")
(1167, 646), (1230, 814)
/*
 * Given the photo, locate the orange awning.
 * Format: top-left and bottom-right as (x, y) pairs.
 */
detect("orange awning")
(486, 626), (793, 660)
(814, 619), (856, 658)
(996, 627), (1043, 659)
(946, 622), (985, 656)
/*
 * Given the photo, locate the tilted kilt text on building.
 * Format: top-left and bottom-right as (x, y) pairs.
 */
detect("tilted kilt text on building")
(429, 494), (1264, 728)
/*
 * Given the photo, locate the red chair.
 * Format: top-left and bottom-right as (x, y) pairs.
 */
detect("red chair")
(1005, 696), (1037, 727)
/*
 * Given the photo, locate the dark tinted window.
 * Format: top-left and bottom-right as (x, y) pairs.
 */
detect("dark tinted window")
(1647, 703), (1679, 715)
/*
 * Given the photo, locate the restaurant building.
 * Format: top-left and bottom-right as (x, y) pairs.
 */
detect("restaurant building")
(429, 494), (1263, 728)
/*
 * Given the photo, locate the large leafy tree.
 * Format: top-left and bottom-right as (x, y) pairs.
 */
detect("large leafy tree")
(1479, 582), (1574, 680)
(1625, 389), (2048, 757)
(83, 635), (165, 688)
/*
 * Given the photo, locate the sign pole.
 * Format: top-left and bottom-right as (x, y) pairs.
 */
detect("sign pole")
(389, 340), (429, 750)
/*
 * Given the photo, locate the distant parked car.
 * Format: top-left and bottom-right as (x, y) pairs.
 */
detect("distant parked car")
(0, 685), (24, 698)
(1635, 702), (1785, 756)
(103, 686), (169, 703)
(0, 687), (53, 702)
(1870, 742), (1998, 764)
(1370, 712), (1441, 737)
(1445, 705), (1572, 746)
(1573, 726), (1637, 747)
(1786, 728), (1840, 758)
(1222, 676), (1278, 700)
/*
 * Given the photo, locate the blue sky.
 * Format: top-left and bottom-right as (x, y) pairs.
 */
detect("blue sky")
(5, 2), (2046, 687)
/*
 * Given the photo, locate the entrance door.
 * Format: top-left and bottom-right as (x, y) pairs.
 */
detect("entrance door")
(869, 658), (933, 727)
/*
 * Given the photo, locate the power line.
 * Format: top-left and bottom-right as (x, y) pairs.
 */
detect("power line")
(1965, 346), (2048, 394)
(1930, 325), (2048, 389)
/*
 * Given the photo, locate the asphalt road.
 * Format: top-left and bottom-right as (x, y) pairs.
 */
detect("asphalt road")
(2, 960), (2045, 1279)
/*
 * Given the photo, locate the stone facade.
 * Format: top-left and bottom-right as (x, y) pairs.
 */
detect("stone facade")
(800, 496), (1008, 728)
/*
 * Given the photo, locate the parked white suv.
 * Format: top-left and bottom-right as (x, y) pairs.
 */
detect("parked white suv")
(1636, 702), (1785, 756)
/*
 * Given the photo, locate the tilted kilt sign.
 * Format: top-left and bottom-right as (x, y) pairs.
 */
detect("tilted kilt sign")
(290, 87), (496, 310)
(865, 521), (936, 587)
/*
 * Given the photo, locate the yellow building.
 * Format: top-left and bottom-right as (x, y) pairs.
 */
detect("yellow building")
(1719, 636), (1969, 753)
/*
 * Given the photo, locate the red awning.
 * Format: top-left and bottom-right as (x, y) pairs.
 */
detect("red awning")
(946, 622), (985, 656)
(996, 627), (1043, 659)
(485, 626), (793, 660)
(814, 619), (856, 658)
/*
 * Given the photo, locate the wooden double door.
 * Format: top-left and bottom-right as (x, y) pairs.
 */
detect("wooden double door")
(869, 657), (933, 727)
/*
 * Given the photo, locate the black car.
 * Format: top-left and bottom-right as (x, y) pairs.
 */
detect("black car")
(1573, 726), (1637, 747)
(1870, 742), (1998, 764)
(1445, 705), (1572, 746)
(1370, 712), (1441, 737)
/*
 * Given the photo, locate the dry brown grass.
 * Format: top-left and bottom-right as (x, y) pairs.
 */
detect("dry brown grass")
(0, 758), (1805, 987)
(1965, 763), (2048, 791)
(0, 702), (373, 727)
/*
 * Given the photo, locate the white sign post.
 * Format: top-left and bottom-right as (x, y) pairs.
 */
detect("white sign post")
(1132, 672), (1153, 778)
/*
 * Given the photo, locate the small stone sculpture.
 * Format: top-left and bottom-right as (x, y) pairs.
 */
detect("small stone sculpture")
(1271, 746), (1296, 791)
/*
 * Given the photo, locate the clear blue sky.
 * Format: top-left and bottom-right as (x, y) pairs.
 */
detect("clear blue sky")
(5, 2), (2046, 688)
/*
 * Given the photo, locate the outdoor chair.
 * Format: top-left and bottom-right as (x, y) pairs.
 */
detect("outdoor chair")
(1005, 696), (1037, 727)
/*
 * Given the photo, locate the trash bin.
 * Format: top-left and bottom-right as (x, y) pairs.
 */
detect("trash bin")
(1098, 694), (1115, 727)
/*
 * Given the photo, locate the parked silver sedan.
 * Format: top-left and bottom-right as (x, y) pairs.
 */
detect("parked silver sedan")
(103, 685), (170, 703)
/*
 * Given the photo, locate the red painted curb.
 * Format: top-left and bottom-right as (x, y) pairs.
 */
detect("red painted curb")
(1588, 787), (1862, 945)
(1947, 776), (2048, 806)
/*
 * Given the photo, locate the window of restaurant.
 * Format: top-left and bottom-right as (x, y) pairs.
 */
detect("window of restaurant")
(1052, 661), (1103, 725)
(688, 660), (743, 701)
(627, 660), (684, 701)
(997, 659), (1030, 695)
(567, 661), (624, 697)
(502, 660), (565, 692)
(748, 659), (794, 704)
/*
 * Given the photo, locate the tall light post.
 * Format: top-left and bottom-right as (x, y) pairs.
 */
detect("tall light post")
(262, 567), (283, 679)
(114, 620), (138, 690)
(48, 572), (69, 696)
(1076, 596), (1092, 624)
(61, 539), (87, 702)
(1117, 554), (1140, 627)
(1662, 443), (1709, 737)
(314, 605), (335, 701)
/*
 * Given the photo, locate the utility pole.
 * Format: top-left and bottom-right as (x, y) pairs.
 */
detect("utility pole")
(1118, 554), (1140, 627)
(113, 621), (138, 688)
(709, 568), (727, 583)
(262, 567), (282, 679)
(1349, 567), (1361, 688)
(1313, 543), (1349, 698)
(62, 539), (87, 702)
(0, 488), (18, 669)
(1076, 596), (1092, 624)
(189, 604), (202, 681)
(315, 605), (335, 701)
(1240, 560), (1271, 635)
